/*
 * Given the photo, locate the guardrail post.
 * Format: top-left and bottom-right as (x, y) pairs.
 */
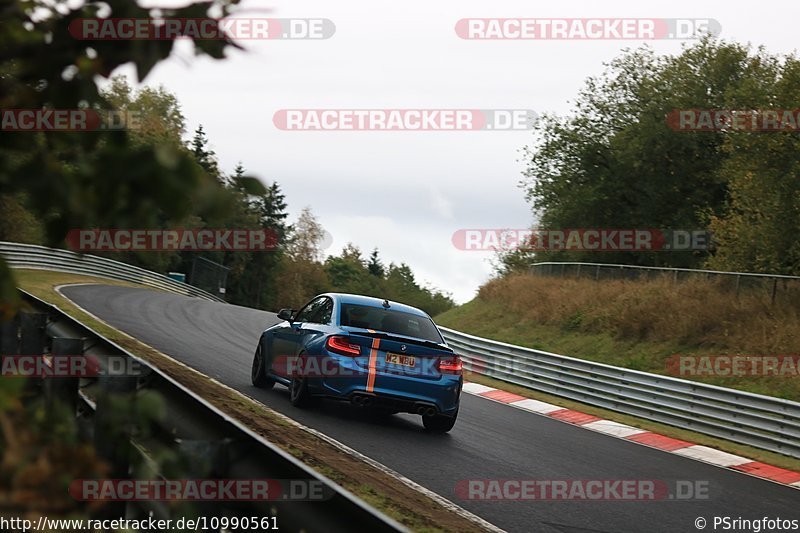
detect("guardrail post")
(0, 315), (18, 391)
(19, 312), (47, 356)
(1, 315), (19, 355)
(94, 374), (137, 474)
(46, 337), (83, 414)
(771, 278), (778, 305)
(92, 373), (137, 520)
(18, 312), (48, 400)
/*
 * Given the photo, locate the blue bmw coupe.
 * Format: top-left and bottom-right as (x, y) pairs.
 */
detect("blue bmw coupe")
(251, 293), (462, 432)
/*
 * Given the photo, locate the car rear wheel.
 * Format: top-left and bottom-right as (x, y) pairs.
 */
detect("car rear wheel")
(289, 355), (319, 408)
(251, 344), (275, 389)
(289, 375), (319, 407)
(422, 407), (458, 433)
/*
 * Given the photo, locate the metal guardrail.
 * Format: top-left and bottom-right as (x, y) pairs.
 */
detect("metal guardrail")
(0, 241), (224, 302)
(440, 326), (800, 459)
(9, 289), (405, 532)
(530, 261), (800, 281)
(530, 262), (800, 304)
(5, 242), (799, 458)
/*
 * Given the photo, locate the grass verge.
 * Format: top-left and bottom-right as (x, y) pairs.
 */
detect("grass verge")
(436, 276), (800, 401)
(436, 274), (800, 471)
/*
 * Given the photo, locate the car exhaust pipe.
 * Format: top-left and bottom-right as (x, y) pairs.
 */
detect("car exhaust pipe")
(352, 394), (374, 407)
(424, 407), (436, 417)
(415, 405), (427, 415)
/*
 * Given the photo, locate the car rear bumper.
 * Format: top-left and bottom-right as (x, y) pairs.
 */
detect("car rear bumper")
(313, 369), (461, 415)
(348, 391), (445, 416)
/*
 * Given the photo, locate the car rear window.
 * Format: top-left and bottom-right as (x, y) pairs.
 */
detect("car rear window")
(340, 303), (443, 343)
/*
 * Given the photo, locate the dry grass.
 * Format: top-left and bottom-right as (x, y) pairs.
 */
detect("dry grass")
(480, 274), (800, 352)
(437, 273), (800, 401)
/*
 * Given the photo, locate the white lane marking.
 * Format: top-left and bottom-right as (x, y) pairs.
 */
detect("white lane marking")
(56, 286), (505, 533)
(672, 445), (752, 467)
(581, 419), (648, 438)
(462, 382), (496, 395)
(268, 407), (505, 533)
(509, 398), (564, 414)
(462, 381), (800, 488)
(57, 290), (800, 494)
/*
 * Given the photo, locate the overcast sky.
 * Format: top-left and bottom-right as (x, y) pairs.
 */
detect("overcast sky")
(118, 0), (799, 303)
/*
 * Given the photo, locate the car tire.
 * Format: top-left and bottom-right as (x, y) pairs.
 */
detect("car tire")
(289, 375), (319, 407)
(251, 344), (275, 389)
(422, 407), (458, 433)
(289, 354), (319, 408)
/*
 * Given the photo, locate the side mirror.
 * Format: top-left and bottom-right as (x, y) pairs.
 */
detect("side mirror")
(277, 308), (294, 322)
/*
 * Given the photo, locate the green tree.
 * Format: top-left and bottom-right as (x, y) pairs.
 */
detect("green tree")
(367, 248), (385, 277)
(706, 54), (800, 274)
(325, 243), (373, 293)
(190, 125), (223, 183)
(0, 193), (44, 244)
(242, 181), (291, 310)
(520, 38), (761, 269)
(0, 0), (244, 316)
(102, 75), (186, 147)
(273, 207), (330, 307)
(233, 162), (246, 181)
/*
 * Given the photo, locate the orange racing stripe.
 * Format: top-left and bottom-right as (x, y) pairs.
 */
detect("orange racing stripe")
(366, 329), (380, 392)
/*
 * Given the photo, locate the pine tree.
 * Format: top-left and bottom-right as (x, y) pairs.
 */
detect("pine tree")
(248, 182), (290, 309)
(190, 125), (223, 182)
(367, 248), (385, 277)
(233, 162), (245, 180)
(253, 182), (289, 242)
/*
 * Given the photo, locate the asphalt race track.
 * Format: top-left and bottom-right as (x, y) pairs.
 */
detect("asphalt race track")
(61, 285), (800, 533)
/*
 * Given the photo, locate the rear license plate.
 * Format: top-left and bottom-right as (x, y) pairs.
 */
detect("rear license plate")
(385, 352), (415, 367)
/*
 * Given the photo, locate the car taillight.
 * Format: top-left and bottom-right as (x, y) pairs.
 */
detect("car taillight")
(438, 355), (463, 375)
(326, 336), (361, 357)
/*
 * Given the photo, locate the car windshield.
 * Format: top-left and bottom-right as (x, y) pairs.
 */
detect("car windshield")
(340, 303), (443, 343)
